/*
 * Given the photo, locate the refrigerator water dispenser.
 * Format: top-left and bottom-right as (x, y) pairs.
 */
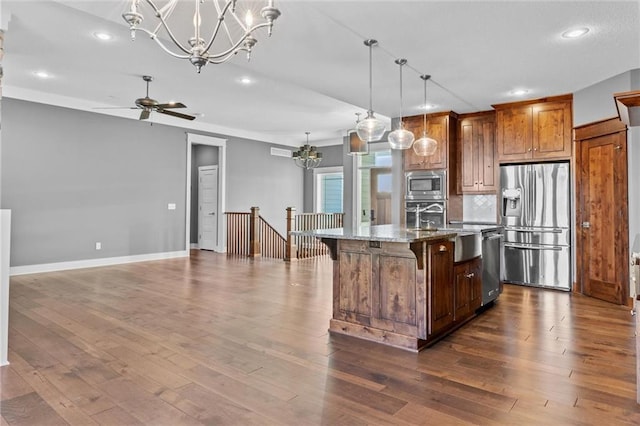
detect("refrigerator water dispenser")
(502, 188), (522, 217)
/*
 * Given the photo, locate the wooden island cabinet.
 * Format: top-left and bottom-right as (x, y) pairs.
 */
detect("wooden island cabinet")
(494, 94), (572, 162)
(298, 225), (488, 351)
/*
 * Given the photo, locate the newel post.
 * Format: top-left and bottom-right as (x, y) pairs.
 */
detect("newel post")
(285, 207), (297, 262)
(249, 206), (261, 257)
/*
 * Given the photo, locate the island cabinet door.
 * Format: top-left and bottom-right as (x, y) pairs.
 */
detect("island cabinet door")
(428, 241), (454, 336)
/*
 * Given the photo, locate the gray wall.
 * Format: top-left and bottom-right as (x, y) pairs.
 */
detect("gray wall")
(573, 69), (640, 294)
(190, 144), (219, 244)
(225, 137), (303, 236)
(1, 98), (187, 266)
(302, 143), (343, 213)
(1, 98), (304, 266)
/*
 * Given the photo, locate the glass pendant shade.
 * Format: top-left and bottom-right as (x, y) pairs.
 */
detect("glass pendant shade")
(413, 132), (438, 156)
(388, 122), (415, 150)
(414, 74), (438, 156)
(388, 58), (414, 150)
(356, 110), (386, 142)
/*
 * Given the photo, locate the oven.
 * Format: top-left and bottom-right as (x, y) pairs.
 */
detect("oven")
(405, 200), (446, 229)
(405, 170), (446, 201)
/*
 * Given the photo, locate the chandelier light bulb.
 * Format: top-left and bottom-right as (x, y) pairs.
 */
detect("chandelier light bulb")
(245, 10), (253, 27)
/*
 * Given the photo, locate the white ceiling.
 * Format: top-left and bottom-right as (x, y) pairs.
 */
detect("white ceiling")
(2, 1), (639, 147)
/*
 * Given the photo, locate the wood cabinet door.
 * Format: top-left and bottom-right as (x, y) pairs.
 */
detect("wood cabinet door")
(429, 241), (454, 335)
(424, 116), (448, 169)
(403, 117), (427, 171)
(477, 119), (497, 192)
(459, 120), (477, 192)
(576, 120), (628, 305)
(532, 101), (572, 159)
(469, 258), (483, 311)
(453, 263), (470, 321)
(459, 113), (497, 194)
(496, 106), (532, 162)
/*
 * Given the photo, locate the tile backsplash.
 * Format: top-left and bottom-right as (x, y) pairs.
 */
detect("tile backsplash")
(463, 194), (497, 223)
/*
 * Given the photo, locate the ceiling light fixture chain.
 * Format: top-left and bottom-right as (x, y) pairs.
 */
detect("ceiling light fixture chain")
(293, 132), (323, 170)
(387, 58), (415, 150)
(413, 74), (438, 156)
(122, 0), (281, 73)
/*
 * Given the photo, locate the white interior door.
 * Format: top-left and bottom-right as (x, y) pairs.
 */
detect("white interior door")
(198, 166), (218, 251)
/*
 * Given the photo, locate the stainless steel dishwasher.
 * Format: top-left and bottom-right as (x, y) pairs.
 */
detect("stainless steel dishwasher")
(481, 229), (503, 305)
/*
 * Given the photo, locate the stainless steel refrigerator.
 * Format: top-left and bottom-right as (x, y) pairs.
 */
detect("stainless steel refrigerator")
(500, 162), (571, 290)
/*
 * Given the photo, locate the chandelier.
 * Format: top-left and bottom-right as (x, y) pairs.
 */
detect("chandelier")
(122, 0), (281, 73)
(293, 132), (322, 170)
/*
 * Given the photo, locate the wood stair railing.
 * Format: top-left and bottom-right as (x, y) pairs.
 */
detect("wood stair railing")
(225, 207), (286, 259)
(226, 207), (343, 261)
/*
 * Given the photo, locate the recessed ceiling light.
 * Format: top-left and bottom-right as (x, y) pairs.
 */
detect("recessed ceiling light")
(510, 89), (529, 96)
(33, 70), (51, 79)
(93, 31), (113, 41)
(240, 77), (252, 85)
(562, 27), (590, 39)
(422, 103), (437, 110)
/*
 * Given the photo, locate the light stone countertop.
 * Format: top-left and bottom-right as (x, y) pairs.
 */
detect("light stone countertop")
(290, 224), (458, 243)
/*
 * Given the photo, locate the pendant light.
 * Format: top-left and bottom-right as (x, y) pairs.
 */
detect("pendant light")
(355, 39), (386, 142)
(413, 74), (438, 156)
(348, 113), (369, 155)
(387, 59), (415, 150)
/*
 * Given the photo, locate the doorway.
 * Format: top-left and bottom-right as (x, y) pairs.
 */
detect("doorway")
(354, 144), (393, 227)
(198, 166), (218, 251)
(575, 117), (629, 305)
(186, 133), (227, 253)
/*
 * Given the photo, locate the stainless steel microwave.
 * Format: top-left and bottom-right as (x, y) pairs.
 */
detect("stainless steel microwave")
(405, 170), (446, 200)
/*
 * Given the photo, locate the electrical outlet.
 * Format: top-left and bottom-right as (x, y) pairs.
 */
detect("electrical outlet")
(95, 242), (101, 250)
(168, 203), (176, 210)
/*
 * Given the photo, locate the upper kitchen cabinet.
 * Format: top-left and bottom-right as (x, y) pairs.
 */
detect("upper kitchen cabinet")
(404, 111), (458, 171)
(494, 94), (573, 163)
(458, 111), (497, 194)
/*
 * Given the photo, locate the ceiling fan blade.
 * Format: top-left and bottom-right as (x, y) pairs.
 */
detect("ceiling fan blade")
(158, 109), (196, 121)
(139, 109), (150, 120)
(156, 102), (186, 109)
(93, 106), (138, 110)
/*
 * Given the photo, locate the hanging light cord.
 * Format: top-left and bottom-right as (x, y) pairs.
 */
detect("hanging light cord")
(368, 42), (373, 111)
(399, 61), (404, 125)
(422, 75), (428, 133)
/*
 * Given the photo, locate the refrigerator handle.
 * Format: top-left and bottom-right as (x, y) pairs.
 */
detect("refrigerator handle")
(503, 242), (564, 251)
(506, 227), (564, 233)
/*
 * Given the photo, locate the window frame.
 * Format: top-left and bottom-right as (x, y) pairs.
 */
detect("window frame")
(313, 166), (344, 213)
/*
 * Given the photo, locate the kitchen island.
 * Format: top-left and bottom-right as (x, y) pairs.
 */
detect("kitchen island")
(296, 224), (486, 351)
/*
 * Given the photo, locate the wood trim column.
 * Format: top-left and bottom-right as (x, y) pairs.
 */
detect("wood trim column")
(249, 206), (261, 258)
(284, 207), (297, 261)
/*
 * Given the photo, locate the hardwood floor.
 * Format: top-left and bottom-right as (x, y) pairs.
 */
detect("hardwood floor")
(1, 250), (639, 425)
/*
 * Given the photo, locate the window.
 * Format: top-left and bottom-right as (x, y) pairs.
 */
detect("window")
(314, 166), (344, 213)
(354, 144), (392, 227)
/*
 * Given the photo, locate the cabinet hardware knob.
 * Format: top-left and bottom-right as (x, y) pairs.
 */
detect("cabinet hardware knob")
(528, 148), (532, 152)
(479, 182), (483, 185)
(466, 273), (475, 278)
(615, 145), (622, 150)
(439, 245), (447, 252)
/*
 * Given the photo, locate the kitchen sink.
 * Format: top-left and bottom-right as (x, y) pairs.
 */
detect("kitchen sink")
(447, 232), (481, 262)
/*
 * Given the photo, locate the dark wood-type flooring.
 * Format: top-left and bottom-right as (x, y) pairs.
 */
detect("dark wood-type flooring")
(1, 250), (639, 425)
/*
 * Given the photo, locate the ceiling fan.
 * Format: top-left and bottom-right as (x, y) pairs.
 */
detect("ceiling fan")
(99, 75), (196, 121)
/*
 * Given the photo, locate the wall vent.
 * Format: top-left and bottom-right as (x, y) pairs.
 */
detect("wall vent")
(271, 147), (292, 158)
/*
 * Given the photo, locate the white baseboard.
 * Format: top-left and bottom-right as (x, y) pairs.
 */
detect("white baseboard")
(190, 243), (199, 249)
(10, 250), (189, 276)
